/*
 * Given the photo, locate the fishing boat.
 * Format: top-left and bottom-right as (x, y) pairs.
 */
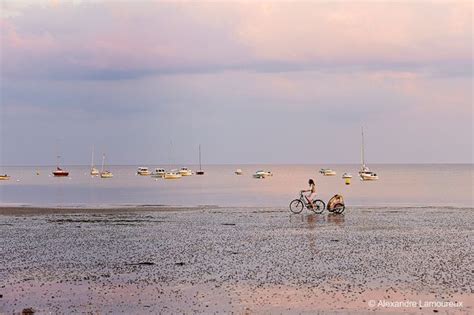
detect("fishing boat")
(100, 154), (113, 178)
(320, 168), (337, 176)
(359, 127), (379, 181)
(0, 174), (10, 180)
(235, 169), (243, 175)
(179, 167), (193, 176)
(137, 167), (151, 176)
(151, 168), (166, 178)
(253, 170), (273, 179)
(90, 146), (99, 176)
(164, 170), (182, 179)
(342, 173), (353, 179)
(53, 155), (69, 177)
(195, 145), (205, 175)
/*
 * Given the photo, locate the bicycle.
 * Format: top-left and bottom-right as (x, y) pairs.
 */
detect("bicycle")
(289, 191), (326, 214)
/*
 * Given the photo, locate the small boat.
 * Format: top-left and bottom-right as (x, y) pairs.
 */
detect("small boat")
(359, 166), (378, 181)
(164, 170), (182, 179)
(0, 174), (11, 180)
(342, 173), (353, 179)
(179, 167), (193, 176)
(100, 154), (113, 178)
(137, 167), (151, 176)
(195, 145), (205, 175)
(320, 168), (336, 176)
(235, 169), (243, 175)
(151, 168), (166, 178)
(100, 171), (113, 178)
(53, 155), (69, 177)
(253, 170), (272, 179)
(53, 167), (69, 177)
(359, 127), (379, 181)
(90, 146), (99, 176)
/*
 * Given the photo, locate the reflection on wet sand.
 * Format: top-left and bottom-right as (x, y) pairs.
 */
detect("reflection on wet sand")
(293, 213), (345, 226)
(327, 213), (345, 226)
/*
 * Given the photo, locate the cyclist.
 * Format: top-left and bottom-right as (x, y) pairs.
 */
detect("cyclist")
(302, 179), (317, 208)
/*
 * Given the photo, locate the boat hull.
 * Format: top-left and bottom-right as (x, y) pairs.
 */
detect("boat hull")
(359, 173), (378, 181)
(53, 171), (69, 177)
(164, 174), (182, 179)
(100, 172), (113, 178)
(0, 175), (11, 180)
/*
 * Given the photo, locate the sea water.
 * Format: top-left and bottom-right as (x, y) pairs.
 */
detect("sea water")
(0, 164), (472, 207)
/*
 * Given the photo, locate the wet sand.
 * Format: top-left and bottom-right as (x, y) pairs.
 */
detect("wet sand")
(0, 206), (472, 314)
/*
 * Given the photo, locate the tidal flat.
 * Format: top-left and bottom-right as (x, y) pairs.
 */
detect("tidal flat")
(0, 206), (472, 314)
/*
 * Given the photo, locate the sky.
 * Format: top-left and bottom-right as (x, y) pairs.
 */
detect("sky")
(0, 0), (472, 165)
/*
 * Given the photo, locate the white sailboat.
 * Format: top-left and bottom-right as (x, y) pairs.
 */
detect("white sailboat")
(90, 146), (99, 176)
(196, 145), (204, 175)
(100, 153), (113, 178)
(359, 127), (379, 181)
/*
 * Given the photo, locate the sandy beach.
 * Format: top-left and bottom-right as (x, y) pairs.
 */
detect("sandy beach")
(0, 205), (472, 314)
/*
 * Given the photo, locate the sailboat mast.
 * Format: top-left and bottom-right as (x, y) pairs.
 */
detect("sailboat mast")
(91, 146), (95, 168)
(361, 127), (365, 167)
(199, 144), (202, 170)
(101, 154), (105, 173)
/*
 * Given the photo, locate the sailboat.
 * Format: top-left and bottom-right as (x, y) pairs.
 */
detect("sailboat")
(90, 146), (99, 176)
(359, 127), (379, 181)
(100, 154), (113, 178)
(196, 144), (205, 175)
(53, 155), (69, 177)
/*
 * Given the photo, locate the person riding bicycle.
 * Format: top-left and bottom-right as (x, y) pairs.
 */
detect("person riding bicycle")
(302, 179), (317, 208)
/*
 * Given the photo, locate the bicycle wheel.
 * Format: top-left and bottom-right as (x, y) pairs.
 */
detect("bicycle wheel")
(289, 199), (304, 214)
(333, 203), (345, 214)
(310, 199), (326, 214)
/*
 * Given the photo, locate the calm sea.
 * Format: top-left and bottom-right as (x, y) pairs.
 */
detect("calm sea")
(0, 164), (472, 208)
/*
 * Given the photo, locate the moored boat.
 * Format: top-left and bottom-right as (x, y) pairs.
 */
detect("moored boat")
(320, 168), (336, 176)
(90, 168), (100, 176)
(90, 146), (99, 176)
(253, 170), (272, 178)
(100, 154), (113, 178)
(164, 170), (182, 179)
(151, 168), (166, 178)
(342, 172), (353, 179)
(359, 167), (378, 181)
(137, 167), (151, 176)
(179, 167), (193, 176)
(53, 167), (69, 177)
(100, 171), (113, 178)
(53, 154), (69, 177)
(359, 127), (379, 181)
(195, 145), (205, 175)
(0, 174), (11, 180)
(235, 169), (243, 175)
